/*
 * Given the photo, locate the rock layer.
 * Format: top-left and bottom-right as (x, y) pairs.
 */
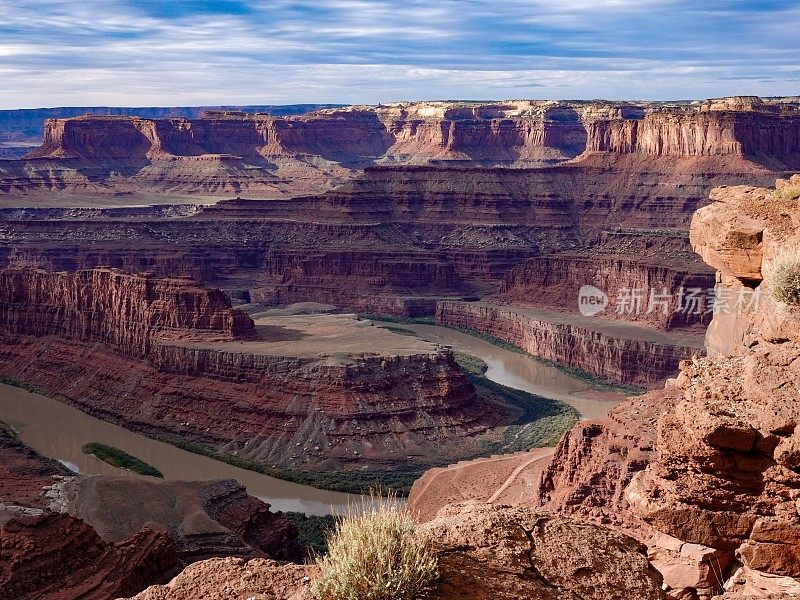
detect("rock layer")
(586, 103), (800, 169)
(497, 253), (715, 330)
(0, 267), (254, 354)
(2, 97), (797, 200)
(436, 301), (703, 386)
(1, 512), (178, 600)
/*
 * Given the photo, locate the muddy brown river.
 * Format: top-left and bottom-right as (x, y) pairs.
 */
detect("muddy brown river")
(0, 384), (360, 515)
(0, 326), (626, 514)
(396, 323), (626, 419)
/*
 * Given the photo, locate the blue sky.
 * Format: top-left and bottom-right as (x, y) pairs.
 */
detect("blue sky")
(0, 0), (798, 108)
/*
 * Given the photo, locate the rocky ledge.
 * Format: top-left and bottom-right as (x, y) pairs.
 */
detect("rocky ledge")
(126, 503), (666, 600)
(410, 177), (800, 598)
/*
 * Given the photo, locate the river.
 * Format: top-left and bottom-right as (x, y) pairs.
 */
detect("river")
(393, 323), (626, 419)
(0, 383), (359, 515)
(0, 325), (626, 515)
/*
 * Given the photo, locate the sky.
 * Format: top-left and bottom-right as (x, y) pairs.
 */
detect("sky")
(0, 0), (798, 108)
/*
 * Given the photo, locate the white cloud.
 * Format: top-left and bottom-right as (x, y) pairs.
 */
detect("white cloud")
(0, 0), (798, 107)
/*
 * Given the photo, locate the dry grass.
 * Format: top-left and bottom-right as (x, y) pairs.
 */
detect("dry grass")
(774, 185), (800, 202)
(768, 249), (800, 306)
(312, 491), (438, 600)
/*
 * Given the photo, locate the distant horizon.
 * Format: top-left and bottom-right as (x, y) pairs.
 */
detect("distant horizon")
(1, 1), (798, 110)
(1, 95), (798, 112)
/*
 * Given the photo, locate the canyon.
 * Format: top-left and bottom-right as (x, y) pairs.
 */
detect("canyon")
(0, 267), (546, 483)
(3, 98), (800, 599)
(409, 176), (800, 599)
(1, 98), (793, 388)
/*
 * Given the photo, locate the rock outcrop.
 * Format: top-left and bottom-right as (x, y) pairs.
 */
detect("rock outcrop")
(532, 175), (800, 598)
(60, 476), (303, 564)
(128, 503), (666, 600)
(623, 176), (800, 592)
(585, 103), (800, 169)
(420, 503), (665, 600)
(536, 388), (681, 529)
(122, 557), (315, 600)
(0, 267), (254, 354)
(1, 512), (179, 600)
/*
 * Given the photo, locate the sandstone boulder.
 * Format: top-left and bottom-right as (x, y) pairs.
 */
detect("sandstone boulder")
(0, 512), (178, 600)
(419, 503), (665, 600)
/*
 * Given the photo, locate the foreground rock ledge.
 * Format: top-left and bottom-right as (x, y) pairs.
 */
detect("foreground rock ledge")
(126, 503), (665, 600)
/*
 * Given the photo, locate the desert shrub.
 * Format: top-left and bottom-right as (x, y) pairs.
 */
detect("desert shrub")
(775, 185), (800, 202)
(312, 492), (438, 600)
(284, 512), (340, 557)
(768, 250), (800, 306)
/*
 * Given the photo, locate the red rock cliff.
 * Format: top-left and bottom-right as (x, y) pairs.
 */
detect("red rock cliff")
(497, 254), (715, 330)
(436, 300), (703, 387)
(536, 175), (800, 598)
(0, 267), (254, 354)
(586, 107), (800, 168)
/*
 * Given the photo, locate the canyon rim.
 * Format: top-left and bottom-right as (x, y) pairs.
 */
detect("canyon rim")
(2, 1), (800, 599)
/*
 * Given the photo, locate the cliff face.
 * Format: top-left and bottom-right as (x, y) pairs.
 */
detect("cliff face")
(0, 268), (254, 354)
(497, 254), (715, 330)
(4, 97), (797, 201)
(0, 105), (340, 144)
(624, 175), (800, 582)
(26, 99), (800, 169)
(536, 175), (800, 598)
(436, 301), (702, 387)
(27, 102), (591, 166)
(382, 104), (587, 164)
(586, 108), (800, 169)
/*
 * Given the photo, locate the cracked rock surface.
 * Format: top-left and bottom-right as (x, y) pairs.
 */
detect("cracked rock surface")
(418, 502), (665, 600)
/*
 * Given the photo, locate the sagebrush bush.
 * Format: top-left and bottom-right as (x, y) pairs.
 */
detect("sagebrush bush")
(768, 250), (800, 306)
(312, 492), (438, 600)
(775, 185), (800, 202)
